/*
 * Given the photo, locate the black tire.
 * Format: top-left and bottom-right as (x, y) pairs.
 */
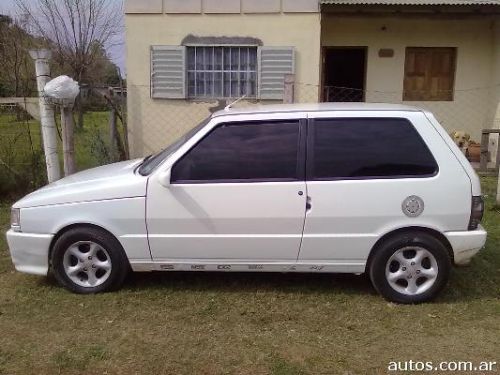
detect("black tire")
(369, 231), (451, 304)
(51, 227), (129, 294)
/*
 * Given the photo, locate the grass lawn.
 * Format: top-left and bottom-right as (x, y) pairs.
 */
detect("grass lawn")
(0, 179), (499, 374)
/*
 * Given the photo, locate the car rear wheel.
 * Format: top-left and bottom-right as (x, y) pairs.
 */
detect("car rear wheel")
(51, 227), (129, 293)
(369, 231), (451, 304)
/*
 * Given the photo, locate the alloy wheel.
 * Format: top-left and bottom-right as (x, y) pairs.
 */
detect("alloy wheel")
(62, 241), (112, 288)
(385, 246), (438, 296)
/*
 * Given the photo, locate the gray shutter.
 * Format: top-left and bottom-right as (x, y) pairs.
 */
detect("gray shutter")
(258, 46), (295, 100)
(151, 46), (186, 99)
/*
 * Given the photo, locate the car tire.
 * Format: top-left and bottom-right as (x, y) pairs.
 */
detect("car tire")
(369, 231), (451, 304)
(51, 227), (129, 294)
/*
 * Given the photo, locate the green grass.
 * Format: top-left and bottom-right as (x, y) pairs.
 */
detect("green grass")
(0, 179), (499, 374)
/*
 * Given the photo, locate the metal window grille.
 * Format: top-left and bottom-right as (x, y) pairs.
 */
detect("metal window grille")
(187, 46), (257, 99)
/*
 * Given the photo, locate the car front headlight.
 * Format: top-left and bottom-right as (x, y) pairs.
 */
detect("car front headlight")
(10, 208), (21, 231)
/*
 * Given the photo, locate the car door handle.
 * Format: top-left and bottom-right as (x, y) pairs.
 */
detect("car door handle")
(306, 196), (312, 211)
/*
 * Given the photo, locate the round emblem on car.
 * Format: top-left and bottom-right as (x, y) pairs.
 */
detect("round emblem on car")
(402, 195), (424, 217)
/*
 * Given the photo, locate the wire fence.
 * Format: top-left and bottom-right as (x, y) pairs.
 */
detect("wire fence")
(1, 80), (499, 197)
(0, 94), (125, 198)
(0, 104), (43, 197)
(126, 81), (500, 156)
(301, 82), (499, 137)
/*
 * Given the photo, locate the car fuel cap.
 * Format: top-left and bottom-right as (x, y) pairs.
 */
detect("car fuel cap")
(402, 195), (424, 217)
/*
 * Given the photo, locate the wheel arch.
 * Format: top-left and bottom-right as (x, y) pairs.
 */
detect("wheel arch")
(365, 226), (454, 273)
(48, 223), (126, 266)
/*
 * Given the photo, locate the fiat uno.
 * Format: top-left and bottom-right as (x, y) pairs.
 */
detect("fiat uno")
(6, 103), (486, 303)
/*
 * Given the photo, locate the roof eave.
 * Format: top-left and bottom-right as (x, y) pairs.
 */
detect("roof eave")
(321, 3), (500, 14)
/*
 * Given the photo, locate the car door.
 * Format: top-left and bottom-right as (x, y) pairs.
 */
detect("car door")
(146, 115), (307, 263)
(298, 111), (468, 272)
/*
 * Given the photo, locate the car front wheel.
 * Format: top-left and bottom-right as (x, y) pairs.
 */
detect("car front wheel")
(369, 231), (451, 304)
(51, 227), (129, 293)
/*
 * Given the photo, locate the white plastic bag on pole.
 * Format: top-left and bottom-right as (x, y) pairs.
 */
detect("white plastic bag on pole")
(44, 75), (80, 176)
(43, 75), (80, 106)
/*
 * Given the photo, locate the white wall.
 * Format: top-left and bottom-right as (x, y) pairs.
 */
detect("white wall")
(125, 0), (319, 14)
(322, 15), (499, 141)
(126, 13), (321, 157)
(125, 7), (500, 157)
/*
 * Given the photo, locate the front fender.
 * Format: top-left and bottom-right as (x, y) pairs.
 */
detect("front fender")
(20, 197), (151, 262)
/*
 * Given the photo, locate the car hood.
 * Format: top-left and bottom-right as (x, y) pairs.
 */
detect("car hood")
(14, 159), (147, 208)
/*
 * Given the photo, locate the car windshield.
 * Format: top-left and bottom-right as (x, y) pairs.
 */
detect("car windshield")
(138, 116), (211, 176)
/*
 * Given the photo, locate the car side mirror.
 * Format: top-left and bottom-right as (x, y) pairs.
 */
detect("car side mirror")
(158, 168), (172, 188)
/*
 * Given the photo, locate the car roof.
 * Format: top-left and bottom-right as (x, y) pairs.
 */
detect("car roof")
(212, 102), (422, 118)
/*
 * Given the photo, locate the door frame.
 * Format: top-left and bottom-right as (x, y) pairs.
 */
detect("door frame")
(321, 46), (368, 102)
(145, 114), (311, 263)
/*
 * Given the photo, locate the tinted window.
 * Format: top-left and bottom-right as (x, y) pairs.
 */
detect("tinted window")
(172, 121), (300, 182)
(312, 118), (438, 179)
(138, 117), (210, 176)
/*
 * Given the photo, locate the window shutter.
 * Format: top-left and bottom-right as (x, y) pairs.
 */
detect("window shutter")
(428, 49), (455, 101)
(151, 46), (186, 99)
(403, 49), (429, 101)
(258, 47), (295, 100)
(403, 47), (455, 102)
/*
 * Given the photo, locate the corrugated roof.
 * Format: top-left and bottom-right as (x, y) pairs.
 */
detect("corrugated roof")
(321, 0), (500, 5)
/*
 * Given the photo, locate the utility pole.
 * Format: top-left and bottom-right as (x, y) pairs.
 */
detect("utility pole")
(29, 49), (61, 183)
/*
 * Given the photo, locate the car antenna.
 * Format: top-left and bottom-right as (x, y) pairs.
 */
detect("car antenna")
(224, 95), (246, 111)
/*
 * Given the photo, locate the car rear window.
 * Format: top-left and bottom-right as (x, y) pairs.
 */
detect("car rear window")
(311, 118), (438, 179)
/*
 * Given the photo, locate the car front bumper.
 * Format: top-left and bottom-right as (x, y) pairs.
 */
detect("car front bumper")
(445, 225), (487, 265)
(5, 229), (53, 276)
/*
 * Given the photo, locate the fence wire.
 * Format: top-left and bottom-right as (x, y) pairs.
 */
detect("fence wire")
(0, 94), (126, 198)
(297, 82), (500, 141)
(126, 82), (500, 157)
(1, 81), (499, 197)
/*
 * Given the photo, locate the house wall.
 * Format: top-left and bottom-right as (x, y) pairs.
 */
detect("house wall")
(126, 3), (500, 157)
(493, 19), (500, 123)
(322, 15), (499, 142)
(125, 2), (321, 157)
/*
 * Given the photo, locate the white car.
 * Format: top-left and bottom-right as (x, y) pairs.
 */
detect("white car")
(6, 103), (486, 303)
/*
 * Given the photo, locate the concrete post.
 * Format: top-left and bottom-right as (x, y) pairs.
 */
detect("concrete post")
(29, 49), (61, 183)
(283, 74), (295, 104)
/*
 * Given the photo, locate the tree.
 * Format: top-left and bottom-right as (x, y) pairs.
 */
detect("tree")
(87, 40), (121, 86)
(0, 14), (37, 98)
(16, 0), (123, 127)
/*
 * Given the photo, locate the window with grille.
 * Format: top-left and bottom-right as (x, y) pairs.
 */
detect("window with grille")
(150, 45), (294, 100)
(187, 46), (258, 99)
(403, 47), (456, 101)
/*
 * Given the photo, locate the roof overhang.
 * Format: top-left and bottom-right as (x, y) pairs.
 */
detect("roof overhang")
(320, 0), (500, 14)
